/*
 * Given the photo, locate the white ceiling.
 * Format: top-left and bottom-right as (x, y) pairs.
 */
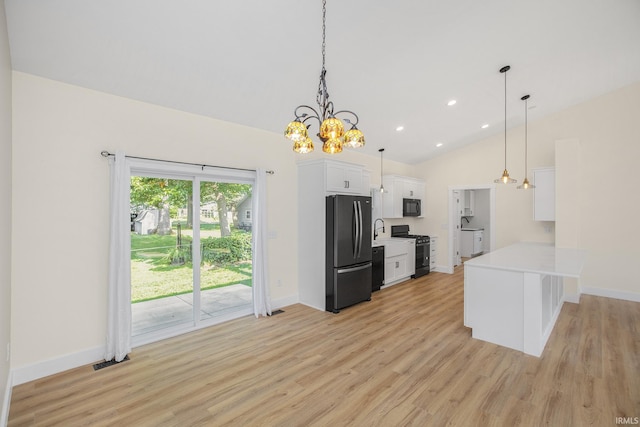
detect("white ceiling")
(5, 0), (640, 164)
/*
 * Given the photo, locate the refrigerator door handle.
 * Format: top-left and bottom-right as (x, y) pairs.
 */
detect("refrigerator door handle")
(352, 200), (359, 259)
(357, 200), (363, 259)
(337, 262), (372, 274)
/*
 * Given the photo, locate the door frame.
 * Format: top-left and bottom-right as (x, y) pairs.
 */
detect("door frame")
(447, 184), (496, 273)
(129, 158), (256, 347)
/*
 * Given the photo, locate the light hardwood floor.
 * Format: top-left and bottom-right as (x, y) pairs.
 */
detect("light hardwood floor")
(9, 265), (640, 426)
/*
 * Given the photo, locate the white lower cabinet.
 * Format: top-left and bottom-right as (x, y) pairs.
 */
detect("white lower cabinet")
(430, 236), (437, 272)
(461, 230), (483, 257)
(382, 239), (415, 286)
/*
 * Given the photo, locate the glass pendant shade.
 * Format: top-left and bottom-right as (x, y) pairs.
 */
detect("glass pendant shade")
(284, 120), (308, 142)
(517, 177), (533, 189)
(320, 117), (344, 140)
(344, 127), (365, 148)
(322, 138), (343, 154)
(517, 94), (535, 190)
(495, 169), (517, 184)
(293, 137), (314, 154)
(495, 65), (517, 184)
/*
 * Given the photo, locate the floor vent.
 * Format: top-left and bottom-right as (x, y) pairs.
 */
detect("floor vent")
(269, 309), (285, 316)
(93, 355), (130, 371)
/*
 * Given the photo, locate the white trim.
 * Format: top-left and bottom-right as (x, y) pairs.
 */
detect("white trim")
(433, 264), (454, 274)
(9, 294), (299, 387)
(273, 294), (299, 310)
(448, 184), (496, 274)
(11, 346), (105, 386)
(1, 370), (12, 427)
(581, 286), (640, 303)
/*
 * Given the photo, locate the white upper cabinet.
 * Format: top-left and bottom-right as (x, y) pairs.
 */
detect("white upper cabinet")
(381, 175), (425, 218)
(463, 190), (475, 216)
(325, 161), (367, 195)
(533, 167), (555, 221)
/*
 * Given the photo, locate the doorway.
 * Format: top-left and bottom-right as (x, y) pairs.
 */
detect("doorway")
(129, 167), (254, 345)
(448, 185), (496, 271)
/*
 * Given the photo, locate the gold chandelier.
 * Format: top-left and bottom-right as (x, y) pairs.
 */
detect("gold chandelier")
(284, 0), (365, 154)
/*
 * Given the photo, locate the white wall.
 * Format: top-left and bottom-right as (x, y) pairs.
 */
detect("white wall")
(10, 72), (302, 370)
(417, 81), (640, 297)
(0, 0), (12, 421)
(10, 69), (640, 382)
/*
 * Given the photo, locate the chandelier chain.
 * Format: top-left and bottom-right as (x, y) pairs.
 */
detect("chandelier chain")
(321, 0), (326, 71)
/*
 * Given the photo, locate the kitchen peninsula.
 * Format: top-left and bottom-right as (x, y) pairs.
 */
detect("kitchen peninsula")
(464, 242), (587, 357)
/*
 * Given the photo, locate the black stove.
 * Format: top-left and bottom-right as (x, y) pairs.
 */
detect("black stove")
(390, 225), (430, 278)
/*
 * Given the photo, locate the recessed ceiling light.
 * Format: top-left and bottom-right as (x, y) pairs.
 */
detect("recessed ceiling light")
(396, 126), (404, 132)
(447, 100), (457, 106)
(436, 142), (443, 147)
(482, 124), (489, 129)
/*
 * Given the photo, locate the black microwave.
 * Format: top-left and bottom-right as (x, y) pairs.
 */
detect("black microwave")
(403, 198), (421, 217)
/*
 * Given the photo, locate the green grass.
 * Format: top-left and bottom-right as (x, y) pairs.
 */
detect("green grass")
(130, 231), (252, 303)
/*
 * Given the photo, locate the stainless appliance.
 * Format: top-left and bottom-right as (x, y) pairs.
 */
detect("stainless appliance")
(372, 245), (384, 292)
(402, 198), (421, 217)
(326, 195), (372, 313)
(390, 225), (430, 278)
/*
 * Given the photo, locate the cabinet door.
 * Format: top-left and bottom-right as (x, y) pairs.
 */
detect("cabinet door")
(463, 190), (475, 216)
(533, 168), (555, 221)
(381, 176), (402, 218)
(430, 237), (437, 269)
(406, 241), (415, 276)
(343, 166), (363, 194)
(326, 163), (363, 194)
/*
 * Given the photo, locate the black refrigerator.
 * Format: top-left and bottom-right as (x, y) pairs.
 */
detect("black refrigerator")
(326, 195), (372, 313)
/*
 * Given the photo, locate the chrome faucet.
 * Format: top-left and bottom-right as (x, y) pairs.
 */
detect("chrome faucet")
(374, 218), (385, 240)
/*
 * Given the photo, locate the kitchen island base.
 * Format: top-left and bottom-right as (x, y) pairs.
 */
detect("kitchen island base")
(464, 267), (565, 357)
(463, 242), (586, 357)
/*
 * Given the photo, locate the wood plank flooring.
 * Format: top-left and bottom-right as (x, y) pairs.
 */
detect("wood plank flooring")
(9, 265), (640, 426)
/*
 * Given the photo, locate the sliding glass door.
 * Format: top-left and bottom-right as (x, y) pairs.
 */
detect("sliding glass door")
(129, 170), (254, 342)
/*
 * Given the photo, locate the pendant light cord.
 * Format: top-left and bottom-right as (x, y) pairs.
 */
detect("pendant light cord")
(524, 97), (528, 172)
(504, 69), (507, 169)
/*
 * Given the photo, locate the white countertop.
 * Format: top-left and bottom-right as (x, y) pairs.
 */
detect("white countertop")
(464, 242), (587, 278)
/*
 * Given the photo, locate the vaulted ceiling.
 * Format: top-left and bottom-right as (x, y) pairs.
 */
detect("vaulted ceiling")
(5, 0), (640, 164)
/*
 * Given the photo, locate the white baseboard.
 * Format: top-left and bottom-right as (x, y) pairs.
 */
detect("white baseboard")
(434, 264), (454, 274)
(271, 294), (299, 311)
(1, 370), (12, 427)
(11, 346), (105, 386)
(581, 286), (640, 303)
(10, 294), (300, 387)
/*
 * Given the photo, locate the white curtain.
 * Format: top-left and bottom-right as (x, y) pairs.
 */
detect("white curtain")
(105, 150), (132, 362)
(252, 169), (272, 317)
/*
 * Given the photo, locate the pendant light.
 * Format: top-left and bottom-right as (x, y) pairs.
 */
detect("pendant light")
(517, 95), (535, 190)
(379, 148), (385, 193)
(494, 65), (517, 184)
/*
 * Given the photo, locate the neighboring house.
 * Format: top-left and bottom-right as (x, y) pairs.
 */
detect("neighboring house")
(236, 195), (252, 231)
(133, 209), (159, 235)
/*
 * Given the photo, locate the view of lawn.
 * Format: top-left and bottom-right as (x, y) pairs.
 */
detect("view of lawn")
(131, 228), (252, 303)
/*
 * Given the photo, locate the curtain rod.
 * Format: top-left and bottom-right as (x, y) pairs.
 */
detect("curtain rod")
(100, 151), (274, 174)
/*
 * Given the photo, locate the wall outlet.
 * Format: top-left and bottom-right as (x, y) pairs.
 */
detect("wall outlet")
(276, 279), (282, 287)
